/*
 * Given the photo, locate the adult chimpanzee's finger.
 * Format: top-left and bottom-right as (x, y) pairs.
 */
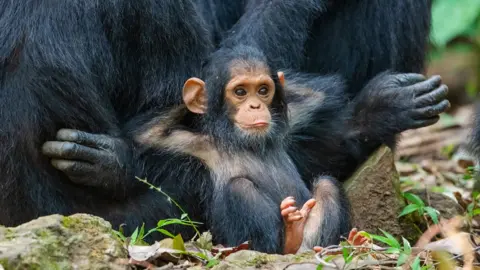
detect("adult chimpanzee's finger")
(408, 116), (440, 129)
(51, 159), (95, 177)
(42, 141), (107, 163)
(56, 129), (113, 149)
(411, 100), (450, 120)
(394, 73), (426, 86)
(404, 75), (442, 96)
(414, 84), (449, 107)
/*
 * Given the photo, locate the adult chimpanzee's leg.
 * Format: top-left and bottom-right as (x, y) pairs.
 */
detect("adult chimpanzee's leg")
(0, 0), (212, 234)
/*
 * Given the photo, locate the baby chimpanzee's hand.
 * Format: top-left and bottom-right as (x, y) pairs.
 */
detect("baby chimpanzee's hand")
(42, 129), (132, 189)
(280, 196), (316, 254)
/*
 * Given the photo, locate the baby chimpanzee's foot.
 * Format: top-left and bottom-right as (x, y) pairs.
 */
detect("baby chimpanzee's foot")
(280, 196), (316, 254)
(313, 228), (369, 253)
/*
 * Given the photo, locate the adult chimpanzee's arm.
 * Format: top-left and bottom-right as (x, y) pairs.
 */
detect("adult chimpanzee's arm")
(41, 0), (212, 198)
(219, 0), (327, 70)
(285, 71), (449, 184)
(0, 1), (126, 225)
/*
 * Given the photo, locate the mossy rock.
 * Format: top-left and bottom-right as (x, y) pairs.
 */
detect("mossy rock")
(344, 146), (421, 242)
(209, 250), (319, 270)
(0, 214), (127, 270)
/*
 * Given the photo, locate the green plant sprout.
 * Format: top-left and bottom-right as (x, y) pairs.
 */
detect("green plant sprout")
(399, 192), (440, 224)
(113, 177), (203, 246)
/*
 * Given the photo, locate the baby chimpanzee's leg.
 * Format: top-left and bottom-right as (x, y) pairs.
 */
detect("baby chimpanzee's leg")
(280, 197), (316, 254)
(300, 177), (351, 252)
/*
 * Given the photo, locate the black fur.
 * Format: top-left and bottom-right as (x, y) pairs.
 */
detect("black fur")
(1, 0), (444, 256)
(195, 0), (432, 180)
(0, 0), (211, 229)
(132, 44), (447, 253)
(135, 45), (351, 253)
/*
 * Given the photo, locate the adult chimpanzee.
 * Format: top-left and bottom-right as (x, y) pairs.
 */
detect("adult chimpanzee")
(193, 0), (434, 181)
(131, 45), (449, 253)
(0, 0), (211, 230)
(196, 0), (431, 93)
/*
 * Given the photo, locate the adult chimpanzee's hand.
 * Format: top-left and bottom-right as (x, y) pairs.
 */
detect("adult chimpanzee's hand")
(42, 129), (133, 188)
(356, 72), (449, 133)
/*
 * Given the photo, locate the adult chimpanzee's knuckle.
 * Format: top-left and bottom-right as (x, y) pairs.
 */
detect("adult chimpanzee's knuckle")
(53, 160), (74, 172)
(63, 162), (75, 171)
(57, 129), (75, 141)
(60, 142), (77, 155)
(439, 84), (449, 96)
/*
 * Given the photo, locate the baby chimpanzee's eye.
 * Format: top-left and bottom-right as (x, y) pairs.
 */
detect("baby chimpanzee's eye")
(235, 88), (247, 96)
(258, 87), (269, 96)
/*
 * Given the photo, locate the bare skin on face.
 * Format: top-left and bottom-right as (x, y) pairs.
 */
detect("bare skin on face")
(280, 196), (316, 254)
(182, 63), (285, 135)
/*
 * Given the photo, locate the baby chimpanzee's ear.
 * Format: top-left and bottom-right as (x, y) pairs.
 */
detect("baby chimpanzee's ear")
(183, 78), (207, 114)
(277, 72), (285, 87)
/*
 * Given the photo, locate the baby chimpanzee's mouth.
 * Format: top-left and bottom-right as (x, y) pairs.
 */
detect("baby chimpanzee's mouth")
(236, 121), (269, 131)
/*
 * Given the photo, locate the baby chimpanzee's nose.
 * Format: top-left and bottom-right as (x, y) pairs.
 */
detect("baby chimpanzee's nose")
(250, 103), (261, 109)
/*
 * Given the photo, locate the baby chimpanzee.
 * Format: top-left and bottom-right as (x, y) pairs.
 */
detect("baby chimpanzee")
(137, 45), (348, 253)
(136, 45), (449, 254)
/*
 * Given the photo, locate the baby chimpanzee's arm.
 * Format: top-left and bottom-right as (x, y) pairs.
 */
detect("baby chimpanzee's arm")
(284, 71), (449, 183)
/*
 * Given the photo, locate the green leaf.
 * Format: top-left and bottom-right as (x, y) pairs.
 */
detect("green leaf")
(411, 255), (421, 270)
(206, 259), (220, 268)
(173, 234), (186, 251)
(385, 247), (401, 254)
(380, 229), (400, 248)
(129, 227), (139, 246)
(316, 265), (323, 270)
(371, 231), (400, 249)
(181, 213), (188, 220)
(118, 224), (125, 236)
(342, 247), (354, 263)
(138, 223), (145, 240)
(402, 237), (412, 254)
(468, 203), (475, 213)
(403, 193), (425, 207)
(398, 204), (421, 217)
(143, 228), (159, 239)
(112, 230), (126, 241)
(342, 247), (349, 260)
(370, 234), (391, 246)
(472, 208), (480, 217)
(431, 0), (480, 47)
(424, 207), (439, 224)
(397, 252), (409, 266)
(194, 252), (209, 260)
(358, 231), (372, 240)
(157, 229), (176, 238)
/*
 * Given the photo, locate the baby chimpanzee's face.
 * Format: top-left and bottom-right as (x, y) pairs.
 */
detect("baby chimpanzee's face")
(182, 61), (285, 138)
(224, 64), (276, 135)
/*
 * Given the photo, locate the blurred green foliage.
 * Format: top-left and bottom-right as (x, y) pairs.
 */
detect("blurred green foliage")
(429, 0), (480, 97)
(431, 0), (480, 48)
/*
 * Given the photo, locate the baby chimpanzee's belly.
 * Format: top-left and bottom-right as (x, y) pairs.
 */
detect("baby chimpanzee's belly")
(213, 152), (311, 206)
